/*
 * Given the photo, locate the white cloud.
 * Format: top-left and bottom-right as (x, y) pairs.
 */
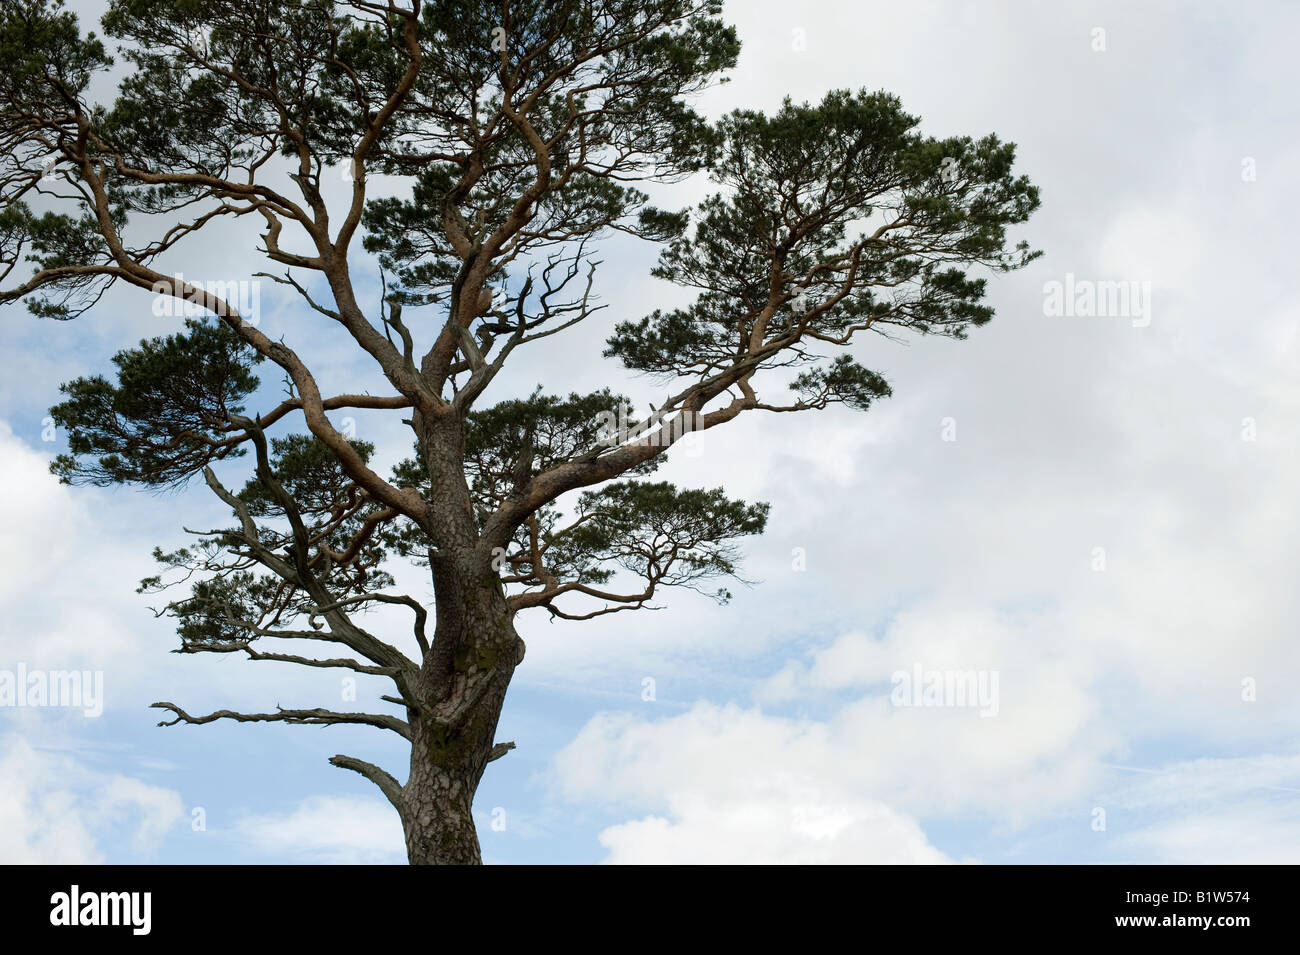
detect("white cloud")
(552, 703), (952, 863)
(0, 420), (77, 608)
(553, 669), (1300, 863)
(1103, 753), (1300, 863)
(233, 795), (405, 864)
(0, 422), (161, 675)
(598, 786), (952, 865)
(0, 735), (184, 863)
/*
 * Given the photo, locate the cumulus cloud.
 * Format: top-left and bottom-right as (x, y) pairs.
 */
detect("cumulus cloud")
(598, 788), (951, 865)
(553, 677), (1300, 863)
(0, 421), (162, 674)
(556, 706), (951, 864)
(0, 735), (184, 863)
(233, 795), (405, 865)
(0, 420), (78, 609)
(551, 586), (1299, 861)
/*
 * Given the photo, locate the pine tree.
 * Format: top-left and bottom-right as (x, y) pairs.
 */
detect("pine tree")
(0, 0), (1039, 863)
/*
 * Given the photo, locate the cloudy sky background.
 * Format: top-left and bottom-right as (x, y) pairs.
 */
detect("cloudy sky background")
(3, 0), (1299, 863)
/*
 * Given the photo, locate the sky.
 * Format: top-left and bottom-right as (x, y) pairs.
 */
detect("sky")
(2, 0), (1299, 864)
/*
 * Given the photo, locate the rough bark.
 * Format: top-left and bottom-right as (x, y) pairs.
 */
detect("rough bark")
(397, 411), (526, 865)
(400, 581), (524, 865)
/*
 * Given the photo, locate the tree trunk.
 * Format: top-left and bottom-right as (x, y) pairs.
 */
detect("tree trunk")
(398, 407), (527, 864)
(400, 760), (482, 864)
(400, 667), (517, 864)
(400, 549), (524, 865)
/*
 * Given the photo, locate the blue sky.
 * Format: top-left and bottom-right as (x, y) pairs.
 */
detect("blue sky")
(3, 0), (1300, 864)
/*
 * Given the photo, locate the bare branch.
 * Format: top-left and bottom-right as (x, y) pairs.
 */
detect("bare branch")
(152, 702), (412, 740)
(329, 754), (404, 811)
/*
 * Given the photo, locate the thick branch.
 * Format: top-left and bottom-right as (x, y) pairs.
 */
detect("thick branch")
(329, 754), (404, 811)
